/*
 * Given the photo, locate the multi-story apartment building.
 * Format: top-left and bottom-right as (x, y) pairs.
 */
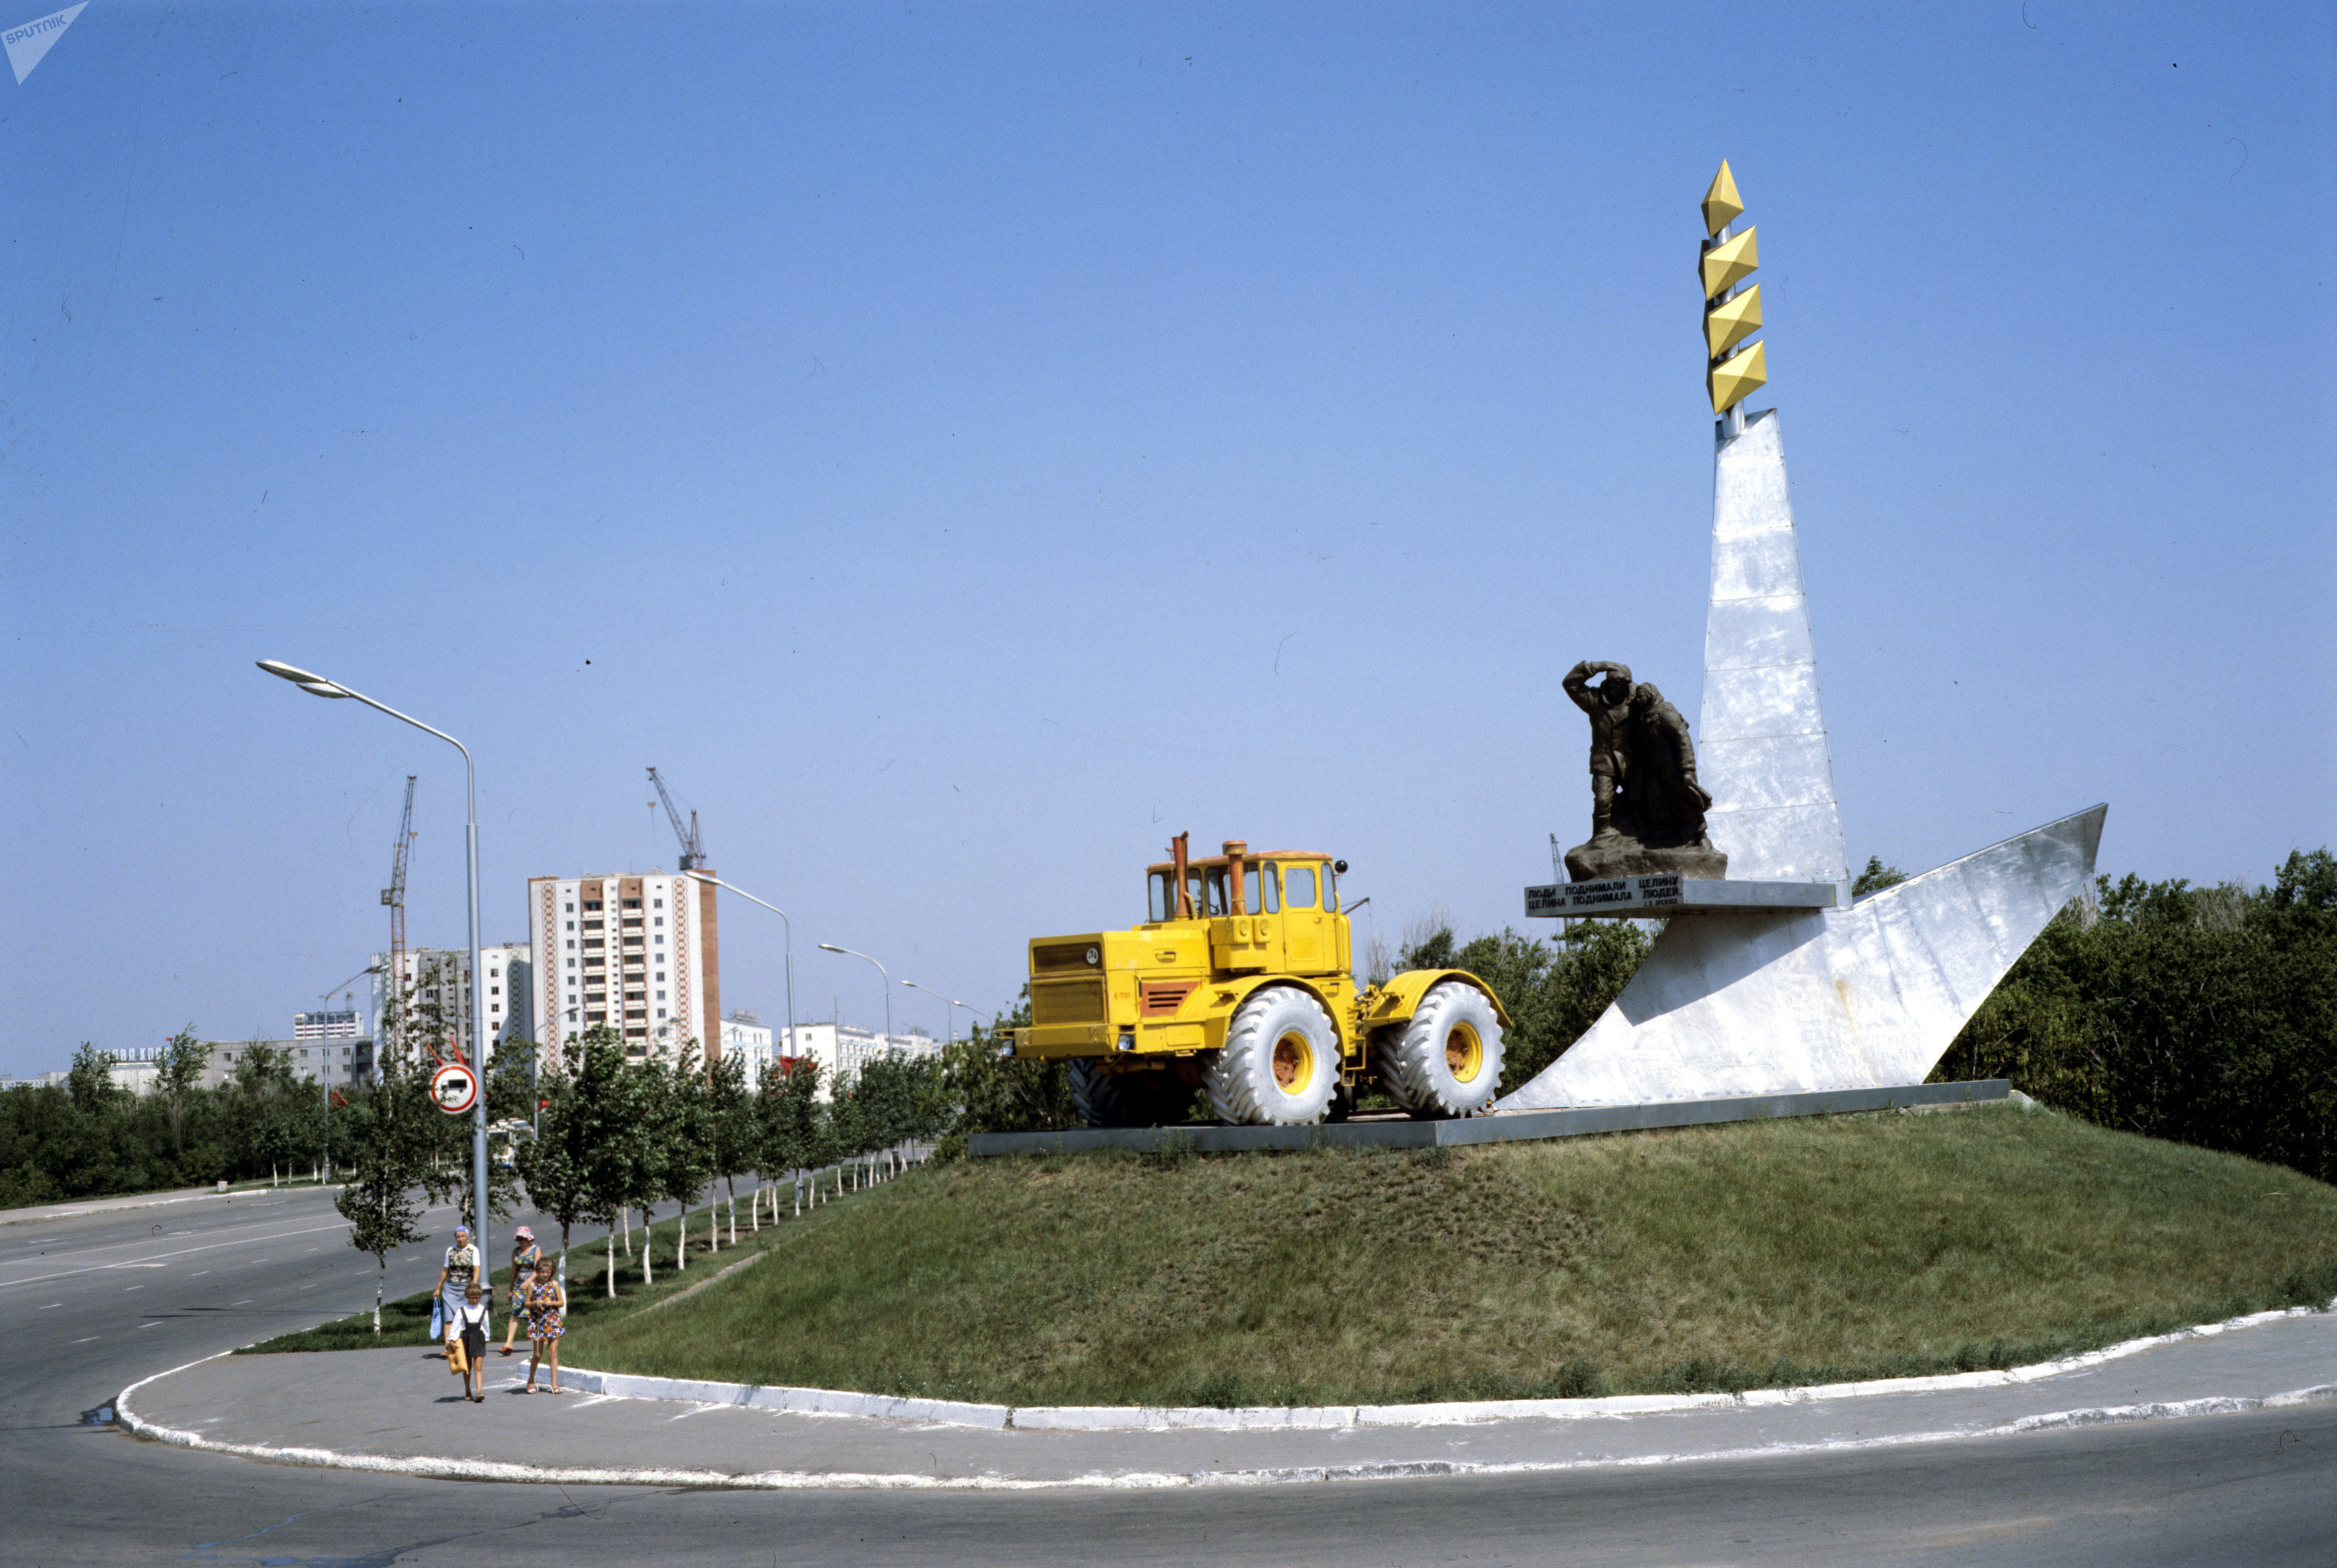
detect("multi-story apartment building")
(292, 1011), (364, 1041)
(528, 872), (720, 1054)
(774, 1023), (941, 1099)
(199, 1037), (373, 1090)
(718, 1010), (774, 1081)
(366, 944), (532, 1064)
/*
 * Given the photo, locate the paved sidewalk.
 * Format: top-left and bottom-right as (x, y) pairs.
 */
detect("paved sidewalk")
(118, 1306), (2337, 1490)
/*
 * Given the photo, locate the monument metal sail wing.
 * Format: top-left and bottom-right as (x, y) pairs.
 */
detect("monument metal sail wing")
(1499, 163), (2104, 1113)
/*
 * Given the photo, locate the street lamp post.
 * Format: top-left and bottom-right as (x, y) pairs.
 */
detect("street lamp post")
(899, 981), (975, 1046)
(817, 943), (892, 1046)
(257, 659), (491, 1237)
(685, 872), (797, 1086)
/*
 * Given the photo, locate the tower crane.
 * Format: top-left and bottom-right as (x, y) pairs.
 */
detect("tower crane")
(647, 766), (706, 871)
(380, 775), (416, 1054)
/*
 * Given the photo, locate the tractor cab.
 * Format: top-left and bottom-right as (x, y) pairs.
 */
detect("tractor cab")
(1144, 837), (1349, 980)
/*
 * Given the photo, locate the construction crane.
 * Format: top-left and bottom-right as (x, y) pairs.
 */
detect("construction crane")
(380, 776), (416, 1055)
(647, 766), (706, 871)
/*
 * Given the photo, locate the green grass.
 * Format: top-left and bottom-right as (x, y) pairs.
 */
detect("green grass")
(563, 1106), (2337, 1405)
(241, 1186), (873, 1354)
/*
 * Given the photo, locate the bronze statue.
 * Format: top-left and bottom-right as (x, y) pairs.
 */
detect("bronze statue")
(1560, 659), (1727, 881)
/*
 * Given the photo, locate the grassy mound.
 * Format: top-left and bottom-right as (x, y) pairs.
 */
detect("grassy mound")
(563, 1106), (2337, 1405)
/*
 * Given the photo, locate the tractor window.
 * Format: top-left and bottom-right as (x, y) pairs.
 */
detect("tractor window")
(1324, 865), (1339, 912)
(1285, 864), (1317, 909)
(1202, 867), (1230, 916)
(1242, 866), (1261, 914)
(1148, 872), (1172, 923)
(1261, 864), (1280, 913)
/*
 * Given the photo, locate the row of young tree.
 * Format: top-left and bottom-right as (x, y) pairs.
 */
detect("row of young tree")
(331, 1008), (952, 1326)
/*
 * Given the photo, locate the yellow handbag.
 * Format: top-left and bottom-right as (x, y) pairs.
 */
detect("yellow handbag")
(448, 1340), (468, 1376)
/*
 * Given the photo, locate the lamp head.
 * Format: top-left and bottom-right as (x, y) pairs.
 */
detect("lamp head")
(256, 659), (350, 699)
(817, 944), (845, 954)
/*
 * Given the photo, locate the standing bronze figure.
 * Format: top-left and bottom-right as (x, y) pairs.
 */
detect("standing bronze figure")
(1560, 659), (1727, 881)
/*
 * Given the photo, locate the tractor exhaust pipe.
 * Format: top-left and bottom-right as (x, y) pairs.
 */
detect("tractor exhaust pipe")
(1172, 831), (1193, 919)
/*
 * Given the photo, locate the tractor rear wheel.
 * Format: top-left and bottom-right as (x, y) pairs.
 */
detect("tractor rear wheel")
(1068, 1060), (1194, 1128)
(1206, 988), (1340, 1126)
(1376, 981), (1504, 1119)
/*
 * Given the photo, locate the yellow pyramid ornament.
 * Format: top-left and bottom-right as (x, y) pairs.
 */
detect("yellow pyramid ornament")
(1702, 160), (1744, 236)
(1704, 283), (1762, 360)
(1700, 227), (1758, 300)
(1708, 340), (1767, 413)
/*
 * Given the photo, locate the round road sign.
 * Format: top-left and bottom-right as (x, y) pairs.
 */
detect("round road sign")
(429, 1061), (478, 1116)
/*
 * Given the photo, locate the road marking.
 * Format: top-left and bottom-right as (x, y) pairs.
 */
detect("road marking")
(40, 1303), (60, 1309)
(124, 1284), (144, 1291)
(190, 1270), (211, 1277)
(140, 1320), (164, 1330)
(0, 1220), (354, 1290)
(232, 1299), (252, 1306)
(71, 1336), (97, 1343)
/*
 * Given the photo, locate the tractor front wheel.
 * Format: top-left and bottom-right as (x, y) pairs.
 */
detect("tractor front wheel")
(1206, 988), (1341, 1126)
(1376, 980), (1505, 1119)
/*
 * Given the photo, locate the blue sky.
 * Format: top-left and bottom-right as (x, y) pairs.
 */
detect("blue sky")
(3, 2), (2330, 1073)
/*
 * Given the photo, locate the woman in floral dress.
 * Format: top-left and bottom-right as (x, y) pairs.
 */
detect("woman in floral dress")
(519, 1255), (567, 1394)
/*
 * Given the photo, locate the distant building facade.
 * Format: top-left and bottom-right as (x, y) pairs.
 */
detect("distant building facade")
(293, 1011), (363, 1041)
(718, 1011), (774, 1081)
(528, 872), (720, 1055)
(776, 1023), (940, 1099)
(199, 1037), (373, 1090)
(367, 944), (531, 1064)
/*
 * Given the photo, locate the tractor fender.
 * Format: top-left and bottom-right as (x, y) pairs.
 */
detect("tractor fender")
(1185, 974), (1349, 1051)
(1361, 969), (1514, 1034)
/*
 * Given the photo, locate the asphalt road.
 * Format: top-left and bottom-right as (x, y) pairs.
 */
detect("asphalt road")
(3, 1186), (2332, 1566)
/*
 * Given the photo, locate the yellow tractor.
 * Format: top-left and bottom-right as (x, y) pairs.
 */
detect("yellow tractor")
(1008, 835), (1512, 1127)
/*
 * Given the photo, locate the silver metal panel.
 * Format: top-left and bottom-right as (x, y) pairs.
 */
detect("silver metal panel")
(1706, 802), (1849, 883)
(1704, 594), (1816, 669)
(1497, 806), (2106, 1110)
(1700, 665), (1830, 740)
(1701, 733), (1839, 810)
(1708, 529), (1806, 600)
(1698, 411), (1846, 890)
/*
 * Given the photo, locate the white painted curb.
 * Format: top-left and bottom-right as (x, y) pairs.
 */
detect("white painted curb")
(111, 1352), (2337, 1492)
(551, 1296), (2337, 1432)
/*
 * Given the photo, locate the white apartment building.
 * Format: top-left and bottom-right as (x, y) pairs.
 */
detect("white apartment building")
(718, 1011), (774, 1081)
(528, 871), (720, 1055)
(366, 944), (532, 1065)
(293, 1010), (364, 1040)
(199, 1037), (373, 1090)
(775, 1023), (941, 1100)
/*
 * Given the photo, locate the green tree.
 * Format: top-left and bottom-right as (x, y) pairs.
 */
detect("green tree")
(657, 1042), (717, 1267)
(705, 1047), (754, 1243)
(155, 1027), (206, 1161)
(333, 1056), (439, 1333)
(65, 1043), (122, 1116)
(938, 987), (1073, 1135)
(1853, 856), (1909, 898)
(1941, 851), (2337, 1180)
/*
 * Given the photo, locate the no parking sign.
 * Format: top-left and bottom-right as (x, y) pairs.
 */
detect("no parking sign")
(429, 1060), (478, 1116)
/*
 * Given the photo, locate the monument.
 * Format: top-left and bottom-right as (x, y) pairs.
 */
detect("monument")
(1560, 659), (1726, 881)
(1503, 163), (2105, 1111)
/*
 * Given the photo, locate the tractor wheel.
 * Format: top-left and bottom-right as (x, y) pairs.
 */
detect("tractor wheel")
(1376, 981), (1504, 1119)
(1205, 988), (1341, 1126)
(1068, 1060), (1192, 1128)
